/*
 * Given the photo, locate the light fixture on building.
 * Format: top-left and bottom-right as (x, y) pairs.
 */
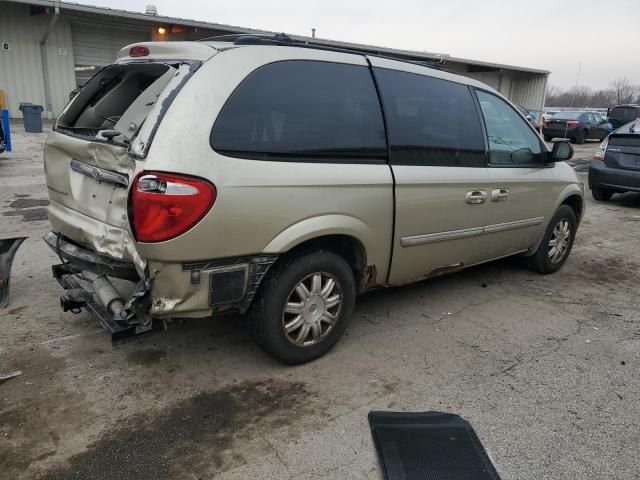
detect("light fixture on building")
(157, 26), (167, 35)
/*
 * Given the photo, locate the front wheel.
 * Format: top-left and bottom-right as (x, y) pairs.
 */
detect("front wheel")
(250, 251), (356, 364)
(526, 205), (577, 274)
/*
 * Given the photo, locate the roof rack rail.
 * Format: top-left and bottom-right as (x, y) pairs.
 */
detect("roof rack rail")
(199, 33), (448, 71)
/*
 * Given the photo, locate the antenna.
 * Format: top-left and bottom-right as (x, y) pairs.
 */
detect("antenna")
(563, 62), (583, 139)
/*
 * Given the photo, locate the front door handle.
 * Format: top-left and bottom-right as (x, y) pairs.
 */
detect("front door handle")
(491, 188), (510, 202)
(465, 190), (487, 204)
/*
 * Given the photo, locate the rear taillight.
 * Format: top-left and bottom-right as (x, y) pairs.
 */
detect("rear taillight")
(131, 172), (216, 243)
(129, 45), (150, 57)
(566, 120), (580, 127)
(594, 138), (608, 161)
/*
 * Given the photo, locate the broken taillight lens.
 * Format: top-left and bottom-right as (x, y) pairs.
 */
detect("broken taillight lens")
(131, 172), (216, 243)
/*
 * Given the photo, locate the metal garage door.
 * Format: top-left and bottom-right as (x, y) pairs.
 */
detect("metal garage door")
(71, 23), (150, 85)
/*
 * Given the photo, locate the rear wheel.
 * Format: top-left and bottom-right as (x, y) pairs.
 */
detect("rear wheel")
(250, 250), (356, 364)
(526, 205), (577, 274)
(591, 187), (613, 201)
(572, 130), (586, 145)
(544, 135), (553, 142)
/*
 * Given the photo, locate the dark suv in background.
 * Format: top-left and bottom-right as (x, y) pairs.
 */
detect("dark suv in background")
(608, 105), (640, 130)
(542, 111), (609, 144)
(589, 121), (640, 200)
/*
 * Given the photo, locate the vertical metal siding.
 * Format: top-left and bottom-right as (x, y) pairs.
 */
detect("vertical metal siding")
(0, 2), (75, 118)
(510, 75), (548, 118)
(71, 21), (150, 68)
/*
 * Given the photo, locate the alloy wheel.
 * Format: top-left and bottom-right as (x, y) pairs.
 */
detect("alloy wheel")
(282, 272), (342, 347)
(548, 219), (571, 264)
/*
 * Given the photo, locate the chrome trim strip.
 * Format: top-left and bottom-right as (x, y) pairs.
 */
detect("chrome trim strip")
(401, 217), (544, 247)
(401, 226), (484, 247)
(70, 159), (129, 187)
(483, 216), (544, 234)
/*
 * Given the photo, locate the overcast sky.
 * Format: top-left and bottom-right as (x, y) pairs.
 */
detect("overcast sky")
(86, 0), (639, 90)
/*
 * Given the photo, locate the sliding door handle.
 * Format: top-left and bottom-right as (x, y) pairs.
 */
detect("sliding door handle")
(491, 188), (510, 202)
(465, 190), (487, 204)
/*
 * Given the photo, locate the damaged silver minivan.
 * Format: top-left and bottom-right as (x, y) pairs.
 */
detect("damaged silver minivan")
(44, 36), (583, 364)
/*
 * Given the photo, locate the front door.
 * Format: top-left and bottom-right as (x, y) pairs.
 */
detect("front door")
(370, 59), (494, 285)
(473, 89), (559, 258)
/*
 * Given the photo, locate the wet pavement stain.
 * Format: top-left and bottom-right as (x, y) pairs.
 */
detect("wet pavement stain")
(4, 305), (27, 316)
(3, 208), (48, 221)
(37, 379), (320, 480)
(9, 198), (49, 209)
(126, 348), (167, 366)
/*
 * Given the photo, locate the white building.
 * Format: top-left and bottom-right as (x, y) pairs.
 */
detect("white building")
(0, 0), (550, 119)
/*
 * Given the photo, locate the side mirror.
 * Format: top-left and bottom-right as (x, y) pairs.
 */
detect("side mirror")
(550, 141), (573, 162)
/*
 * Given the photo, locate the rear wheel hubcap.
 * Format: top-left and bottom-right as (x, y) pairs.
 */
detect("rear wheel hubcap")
(282, 272), (342, 347)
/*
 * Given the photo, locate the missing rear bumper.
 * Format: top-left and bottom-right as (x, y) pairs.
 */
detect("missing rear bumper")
(53, 263), (157, 343)
(45, 232), (156, 343)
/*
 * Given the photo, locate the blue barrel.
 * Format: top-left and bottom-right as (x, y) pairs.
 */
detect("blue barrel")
(18, 103), (44, 133)
(0, 109), (10, 152)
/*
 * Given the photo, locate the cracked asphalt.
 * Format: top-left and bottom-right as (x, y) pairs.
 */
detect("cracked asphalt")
(1, 127), (638, 480)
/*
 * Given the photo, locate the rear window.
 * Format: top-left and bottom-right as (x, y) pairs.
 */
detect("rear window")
(56, 63), (175, 141)
(211, 60), (387, 163)
(373, 68), (485, 167)
(553, 112), (583, 120)
(610, 107), (640, 122)
(608, 135), (640, 147)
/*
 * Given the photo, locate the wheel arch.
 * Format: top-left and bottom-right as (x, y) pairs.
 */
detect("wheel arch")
(560, 193), (584, 224)
(263, 215), (379, 291)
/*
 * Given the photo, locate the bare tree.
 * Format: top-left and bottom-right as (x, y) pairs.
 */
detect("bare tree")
(610, 78), (637, 104)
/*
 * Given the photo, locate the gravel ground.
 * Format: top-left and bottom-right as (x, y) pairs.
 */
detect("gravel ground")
(0, 127), (638, 480)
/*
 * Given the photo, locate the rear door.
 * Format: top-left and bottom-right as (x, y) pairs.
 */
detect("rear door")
(474, 89), (558, 257)
(370, 60), (493, 285)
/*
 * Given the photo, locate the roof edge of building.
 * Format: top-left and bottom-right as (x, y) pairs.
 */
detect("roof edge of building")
(5, 0), (550, 75)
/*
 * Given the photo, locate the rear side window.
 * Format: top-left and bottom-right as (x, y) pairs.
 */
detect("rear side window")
(476, 90), (543, 166)
(373, 68), (485, 167)
(211, 60), (387, 163)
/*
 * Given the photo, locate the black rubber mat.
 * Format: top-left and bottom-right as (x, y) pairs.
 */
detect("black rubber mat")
(368, 411), (501, 480)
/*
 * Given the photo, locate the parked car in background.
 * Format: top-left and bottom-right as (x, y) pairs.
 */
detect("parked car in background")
(589, 120), (640, 200)
(542, 111), (609, 144)
(607, 105), (640, 130)
(516, 104), (540, 131)
(43, 37), (583, 364)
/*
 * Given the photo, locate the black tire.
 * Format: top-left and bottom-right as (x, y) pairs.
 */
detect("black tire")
(572, 130), (586, 145)
(591, 186), (613, 201)
(544, 135), (553, 142)
(250, 250), (356, 365)
(526, 205), (577, 274)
